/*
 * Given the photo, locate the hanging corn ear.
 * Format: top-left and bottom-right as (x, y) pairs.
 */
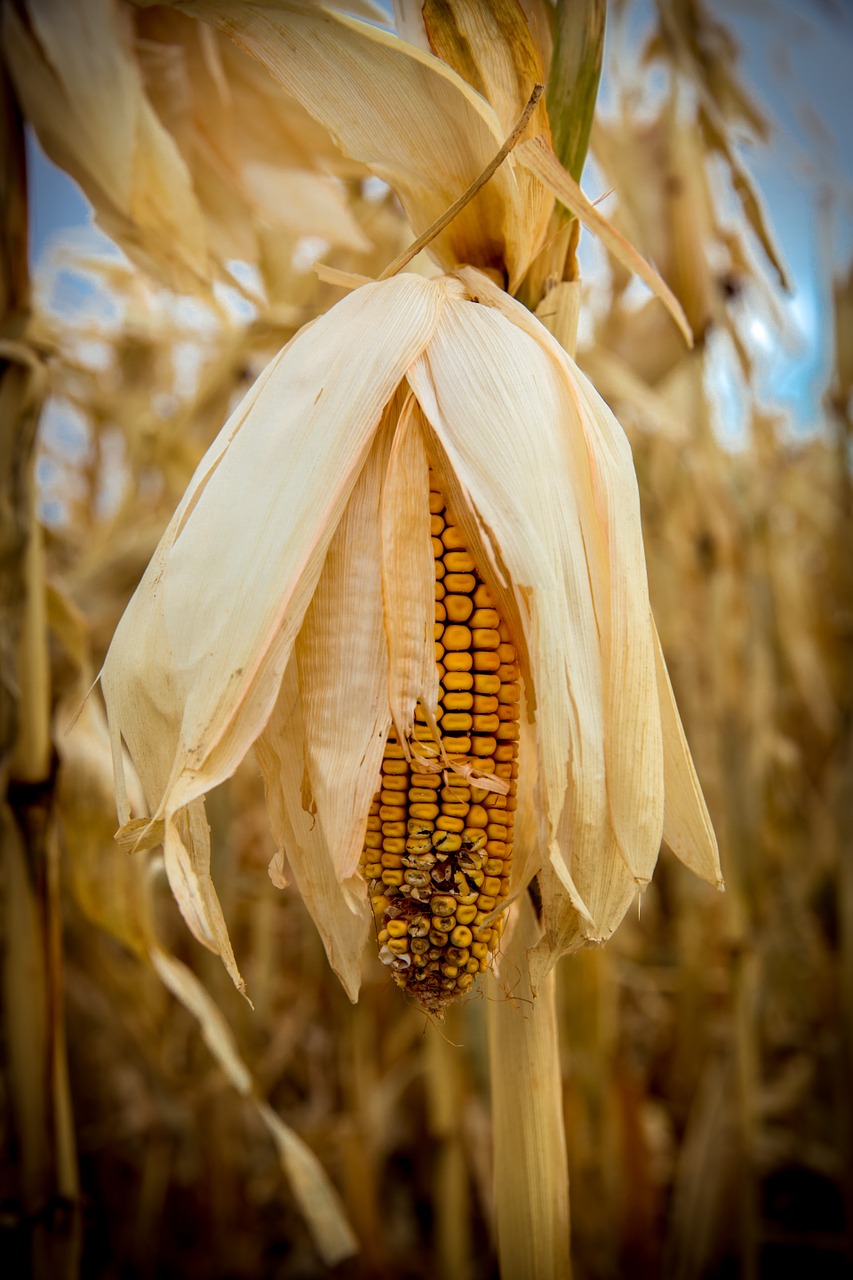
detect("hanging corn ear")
(360, 472), (520, 1013)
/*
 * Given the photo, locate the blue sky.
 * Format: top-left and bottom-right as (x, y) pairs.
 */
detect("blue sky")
(25, 0), (853, 433)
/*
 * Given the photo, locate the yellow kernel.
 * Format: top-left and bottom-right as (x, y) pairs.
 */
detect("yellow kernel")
(495, 762), (516, 777)
(434, 642), (445, 661)
(383, 838), (407, 854)
(364, 832), (382, 850)
(484, 858), (505, 875)
(473, 674), (501, 695)
(461, 831), (487, 852)
(431, 894), (457, 916)
(473, 651), (501, 672)
(473, 584), (494, 607)
(472, 628), (500, 650)
(366, 815), (382, 831)
(409, 787), (439, 804)
(440, 803), (468, 819)
(498, 622), (512, 642)
(477, 894), (497, 911)
(466, 805), (488, 828)
(381, 774), (408, 791)
(470, 785), (488, 802)
(434, 559), (445, 580)
(435, 601), (447, 622)
(494, 744), (516, 762)
(498, 682), (521, 703)
(443, 692), (473, 712)
(456, 904), (478, 925)
(408, 818), (434, 833)
(497, 703), (518, 721)
(444, 671), (473, 691)
(387, 937), (410, 955)
(406, 836), (433, 855)
(486, 841), (507, 857)
(444, 624), (472, 651)
(471, 942), (489, 960)
(434, 580), (445, 601)
(429, 491), (444, 514)
(434, 622), (445, 641)
(410, 803), (439, 820)
(379, 805), (406, 821)
(437, 662), (445, 680)
(411, 773), (441, 789)
(441, 525), (467, 551)
(444, 651), (473, 672)
(386, 919), (408, 938)
(444, 551), (475, 573)
(364, 862), (382, 878)
(465, 958), (480, 974)
(497, 722), (520, 741)
(436, 815), (464, 833)
(382, 869), (404, 886)
(430, 514), (445, 536)
(431, 536), (443, 558)
(470, 608), (500, 628)
(498, 643), (516, 662)
(377, 928), (389, 944)
(412, 724), (436, 741)
(498, 663), (520, 681)
(472, 694), (498, 713)
(457, 972), (476, 989)
(444, 573), (476, 593)
(451, 925), (473, 947)
(472, 713), (499, 732)
(384, 742), (406, 758)
(432, 831), (462, 853)
(444, 593), (474, 623)
(383, 757), (409, 776)
(442, 713), (473, 734)
(483, 876), (502, 897)
(444, 736), (471, 755)
(471, 736), (497, 757)
(381, 853), (404, 869)
(441, 964), (459, 978)
(469, 871), (485, 887)
(486, 824), (508, 841)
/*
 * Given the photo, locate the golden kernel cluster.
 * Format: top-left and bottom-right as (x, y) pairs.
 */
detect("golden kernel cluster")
(360, 476), (520, 1013)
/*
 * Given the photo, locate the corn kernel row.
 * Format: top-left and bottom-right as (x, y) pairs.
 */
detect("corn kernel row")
(360, 476), (520, 1013)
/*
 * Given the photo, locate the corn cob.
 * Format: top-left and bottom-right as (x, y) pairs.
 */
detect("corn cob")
(360, 473), (520, 1014)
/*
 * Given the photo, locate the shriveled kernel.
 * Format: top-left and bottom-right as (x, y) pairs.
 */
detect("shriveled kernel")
(461, 831), (487, 852)
(432, 831), (463, 854)
(457, 972), (476, 990)
(404, 870), (431, 888)
(431, 894), (456, 916)
(445, 945), (470, 966)
(408, 819), (435, 835)
(432, 916), (456, 933)
(410, 937), (430, 954)
(429, 931), (448, 947)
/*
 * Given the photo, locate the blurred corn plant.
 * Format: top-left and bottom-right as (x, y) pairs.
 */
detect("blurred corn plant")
(1, 1), (850, 1278)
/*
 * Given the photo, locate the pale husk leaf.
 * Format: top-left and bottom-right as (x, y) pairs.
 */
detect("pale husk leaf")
(294, 405), (396, 883)
(654, 620), (724, 889)
(517, 135), (694, 346)
(255, 659), (372, 1002)
(4, 0), (210, 291)
(177, 0), (546, 286)
(382, 394), (440, 748)
(407, 296), (606, 921)
(488, 893), (571, 1280)
(101, 274), (441, 988)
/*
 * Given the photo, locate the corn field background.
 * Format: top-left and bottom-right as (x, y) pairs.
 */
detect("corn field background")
(2, 0), (852, 1277)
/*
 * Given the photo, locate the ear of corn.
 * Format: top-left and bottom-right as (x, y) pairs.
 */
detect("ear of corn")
(360, 471), (520, 1013)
